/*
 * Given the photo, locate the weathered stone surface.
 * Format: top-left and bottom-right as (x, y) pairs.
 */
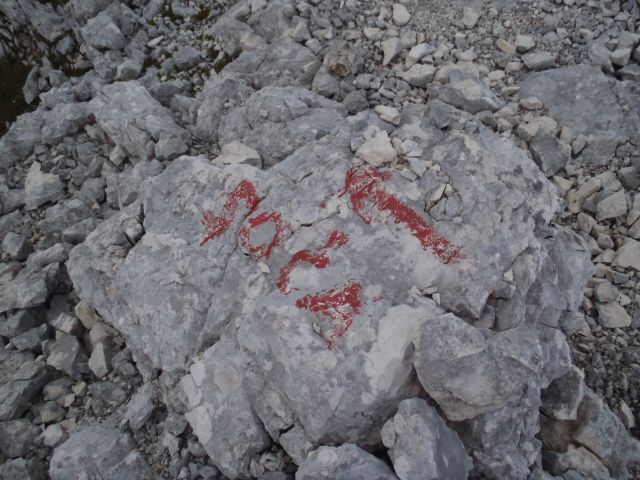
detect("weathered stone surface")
(0, 457), (46, 479)
(46, 332), (89, 378)
(0, 349), (50, 420)
(296, 444), (397, 480)
(382, 398), (471, 480)
(529, 129), (570, 176)
(2, 231), (33, 260)
(81, 12), (126, 50)
(541, 366), (585, 420)
(0, 264), (59, 314)
(125, 382), (155, 430)
(217, 86), (345, 167)
(613, 238), (640, 271)
(413, 314), (570, 421)
(67, 101), (579, 477)
(520, 65), (638, 167)
(355, 129), (396, 167)
(438, 78), (505, 113)
(224, 39), (321, 89)
(24, 162), (65, 210)
(49, 425), (153, 479)
(0, 418), (40, 458)
(90, 81), (190, 162)
(0, 111), (46, 168)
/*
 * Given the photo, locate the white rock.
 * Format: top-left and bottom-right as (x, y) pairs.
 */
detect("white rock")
(355, 130), (397, 167)
(382, 37), (402, 66)
(25, 162), (65, 210)
(462, 6), (480, 28)
(402, 64), (435, 87)
(613, 238), (640, 271)
(596, 190), (627, 221)
(515, 34), (536, 53)
(374, 106), (401, 125)
(214, 141), (261, 168)
(596, 301), (631, 328)
(392, 3), (411, 26)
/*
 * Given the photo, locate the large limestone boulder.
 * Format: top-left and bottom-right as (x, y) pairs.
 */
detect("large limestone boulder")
(68, 100), (586, 478)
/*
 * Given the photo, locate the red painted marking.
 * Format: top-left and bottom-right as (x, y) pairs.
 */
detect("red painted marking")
(319, 200), (326, 209)
(339, 166), (463, 264)
(201, 180), (260, 245)
(295, 280), (362, 348)
(277, 230), (349, 294)
(238, 210), (289, 259)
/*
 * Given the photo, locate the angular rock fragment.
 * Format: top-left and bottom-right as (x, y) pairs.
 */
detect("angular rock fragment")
(24, 162), (65, 210)
(0, 263), (59, 314)
(382, 398), (471, 480)
(49, 425), (152, 479)
(46, 332), (89, 378)
(0, 418), (40, 458)
(90, 81), (190, 162)
(438, 78), (505, 113)
(529, 129), (570, 176)
(81, 12), (126, 50)
(2, 231), (33, 260)
(541, 366), (585, 420)
(125, 382), (156, 430)
(296, 444), (397, 480)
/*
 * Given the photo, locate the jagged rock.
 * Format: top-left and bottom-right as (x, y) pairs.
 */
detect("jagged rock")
(523, 52), (557, 70)
(0, 309), (42, 338)
(520, 65), (639, 167)
(0, 264), (59, 314)
(515, 35), (536, 53)
(571, 389), (640, 478)
(438, 78), (505, 113)
(0, 419), (40, 458)
(613, 238), (640, 271)
(541, 366), (585, 420)
(125, 382), (155, 430)
(88, 340), (114, 378)
(355, 129), (397, 167)
(49, 425), (153, 479)
(0, 457), (46, 479)
(173, 46), (202, 70)
(81, 12), (126, 50)
(413, 314), (570, 421)
(402, 64), (435, 87)
(382, 398), (471, 480)
(323, 40), (360, 77)
(296, 444), (397, 480)
(46, 332), (89, 378)
(224, 39), (321, 89)
(529, 129), (570, 176)
(2, 231), (33, 260)
(0, 349), (50, 420)
(214, 141), (262, 168)
(90, 81), (190, 162)
(596, 301), (632, 328)
(24, 162), (65, 210)
(0, 111), (46, 168)
(217, 86), (345, 167)
(40, 102), (93, 145)
(38, 199), (93, 236)
(596, 190), (627, 221)
(11, 323), (48, 351)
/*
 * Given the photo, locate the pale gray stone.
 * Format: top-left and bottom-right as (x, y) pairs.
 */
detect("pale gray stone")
(24, 162), (65, 210)
(0, 457), (46, 479)
(392, 3), (411, 26)
(173, 46), (202, 70)
(613, 238), (640, 271)
(596, 190), (627, 221)
(438, 78), (505, 113)
(0, 419), (40, 458)
(90, 81), (190, 163)
(596, 301), (631, 328)
(50, 425), (153, 479)
(382, 398), (471, 480)
(0, 349), (50, 420)
(515, 35), (536, 53)
(88, 341), (114, 378)
(0, 263), (59, 314)
(355, 130), (396, 167)
(402, 64), (435, 87)
(125, 382), (155, 430)
(522, 52), (557, 70)
(541, 366), (584, 420)
(2, 231), (33, 260)
(81, 12), (126, 50)
(46, 332), (89, 378)
(529, 129), (570, 176)
(297, 444), (397, 480)
(462, 6), (480, 28)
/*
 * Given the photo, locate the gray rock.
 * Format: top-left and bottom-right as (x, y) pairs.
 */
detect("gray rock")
(355, 129), (397, 167)
(125, 382), (155, 430)
(88, 340), (114, 378)
(90, 81), (190, 162)
(115, 57), (143, 81)
(613, 238), (640, 271)
(571, 389), (640, 477)
(0, 349), (50, 420)
(214, 141), (261, 168)
(116, 160), (164, 207)
(529, 129), (570, 176)
(522, 52), (557, 70)
(413, 314), (570, 421)
(46, 332), (89, 378)
(172, 46), (202, 70)
(382, 398), (471, 480)
(61, 217), (99, 244)
(520, 65), (637, 167)
(462, 6), (480, 28)
(438, 78), (505, 114)
(402, 64), (435, 88)
(541, 366), (585, 420)
(11, 323), (48, 351)
(41, 102), (93, 145)
(217, 86), (344, 167)
(596, 301), (631, 328)
(0, 186), (25, 215)
(0, 110), (46, 168)
(49, 425), (153, 479)
(26, 243), (72, 269)
(515, 35), (536, 53)
(81, 12), (126, 50)
(296, 444), (397, 480)
(323, 40), (360, 77)
(0, 309), (42, 338)
(0, 418), (40, 458)
(224, 39), (321, 89)
(0, 457), (46, 479)
(39, 401), (65, 423)
(24, 162), (65, 210)
(38, 199), (93, 236)
(0, 263), (59, 314)
(393, 3), (411, 26)
(596, 190), (627, 221)
(2, 231), (33, 260)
